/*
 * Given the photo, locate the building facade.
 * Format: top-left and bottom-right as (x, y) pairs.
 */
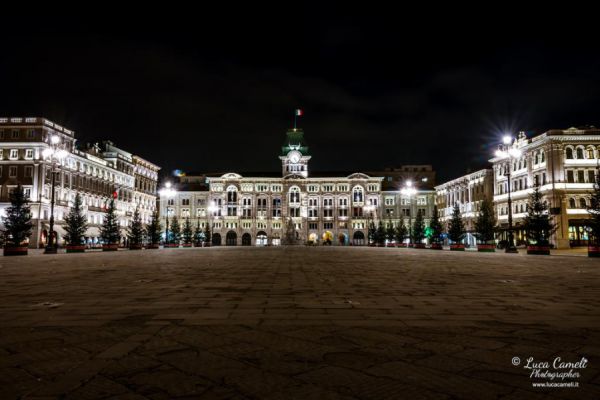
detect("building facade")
(160, 128), (436, 246)
(435, 169), (494, 246)
(489, 128), (600, 249)
(0, 117), (160, 248)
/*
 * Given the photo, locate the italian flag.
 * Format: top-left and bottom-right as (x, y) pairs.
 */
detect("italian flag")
(295, 109), (303, 116)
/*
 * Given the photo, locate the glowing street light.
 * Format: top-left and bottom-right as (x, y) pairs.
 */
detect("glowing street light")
(43, 135), (68, 254)
(159, 182), (177, 246)
(495, 135), (522, 253)
(400, 181), (417, 246)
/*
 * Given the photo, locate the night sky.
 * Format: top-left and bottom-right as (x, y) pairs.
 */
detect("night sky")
(1, 11), (599, 183)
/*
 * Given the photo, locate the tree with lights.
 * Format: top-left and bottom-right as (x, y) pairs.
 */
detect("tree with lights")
(100, 198), (121, 251)
(182, 217), (193, 246)
(127, 207), (144, 249)
(204, 224), (211, 246)
(368, 221), (376, 246)
(587, 170), (600, 257)
(448, 204), (466, 250)
(411, 209), (425, 247)
(146, 209), (162, 248)
(395, 214), (407, 246)
(2, 185), (33, 255)
(524, 182), (555, 255)
(283, 217), (297, 245)
(170, 216), (181, 246)
(428, 205), (443, 249)
(386, 218), (395, 246)
(474, 196), (496, 252)
(64, 193), (88, 252)
(194, 220), (204, 246)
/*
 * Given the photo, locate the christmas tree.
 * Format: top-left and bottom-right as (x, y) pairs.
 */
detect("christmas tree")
(64, 193), (88, 246)
(182, 217), (193, 245)
(411, 209), (425, 245)
(385, 218), (395, 244)
(203, 224), (211, 244)
(2, 185), (33, 247)
(428, 205), (443, 245)
(587, 170), (600, 254)
(283, 217), (297, 245)
(474, 196), (496, 245)
(395, 214), (407, 245)
(376, 220), (385, 245)
(146, 209), (162, 245)
(170, 216), (181, 245)
(100, 198), (121, 245)
(194, 220), (204, 245)
(127, 207), (144, 248)
(524, 183), (555, 247)
(368, 221), (376, 245)
(448, 204), (465, 245)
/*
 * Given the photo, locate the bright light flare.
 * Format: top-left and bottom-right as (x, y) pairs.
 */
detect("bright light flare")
(503, 135), (512, 145)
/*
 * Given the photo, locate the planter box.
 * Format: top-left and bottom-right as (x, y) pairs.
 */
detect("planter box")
(182, 243), (193, 248)
(203, 242), (211, 247)
(430, 243), (443, 250)
(102, 244), (119, 252)
(477, 244), (496, 252)
(4, 246), (28, 256)
(450, 244), (465, 251)
(129, 244), (143, 250)
(527, 245), (550, 255)
(194, 242), (203, 247)
(413, 243), (426, 249)
(66, 245), (86, 253)
(588, 246), (600, 258)
(385, 243), (395, 247)
(164, 243), (180, 248)
(146, 244), (160, 249)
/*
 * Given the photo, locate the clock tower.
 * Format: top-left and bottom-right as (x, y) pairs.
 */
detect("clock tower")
(279, 128), (311, 178)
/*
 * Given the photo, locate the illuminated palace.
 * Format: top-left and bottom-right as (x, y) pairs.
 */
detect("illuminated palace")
(0, 117), (160, 248)
(160, 128), (436, 246)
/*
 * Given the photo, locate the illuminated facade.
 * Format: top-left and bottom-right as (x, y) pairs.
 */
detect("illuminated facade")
(160, 128), (436, 245)
(489, 128), (600, 249)
(0, 117), (160, 248)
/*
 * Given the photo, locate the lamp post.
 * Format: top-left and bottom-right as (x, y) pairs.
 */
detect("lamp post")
(400, 180), (417, 247)
(42, 135), (68, 254)
(495, 135), (522, 253)
(207, 200), (218, 246)
(158, 182), (176, 247)
(363, 204), (375, 246)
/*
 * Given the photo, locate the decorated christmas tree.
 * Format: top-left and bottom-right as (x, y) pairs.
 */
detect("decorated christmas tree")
(127, 207), (144, 248)
(64, 193), (88, 246)
(182, 217), (193, 245)
(146, 209), (162, 246)
(194, 220), (204, 245)
(395, 214), (407, 245)
(411, 209), (425, 245)
(428, 205), (443, 246)
(368, 221), (376, 245)
(2, 185), (33, 248)
(283, 217), (297, 245)
(524, 183), (555, 248)
(203, 224), (211, 244)
(376, 220), (386, 246)
(587, 170), (600, 255)
(448, 204), (465, 247)
(170, 216), (181, 245)
(100, 198), (121, 246)
(474, 196), (496, 245)
(385, 219), (395, 244)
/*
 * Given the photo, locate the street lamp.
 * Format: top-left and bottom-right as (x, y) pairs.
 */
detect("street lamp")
(158, 182), (176, 247)
(42, 135), (68, 254)
(495, 135), (522, 253)
(207, 200), (218, 245)
(363, 204), (375, 245)
(400, 180), (417, 246)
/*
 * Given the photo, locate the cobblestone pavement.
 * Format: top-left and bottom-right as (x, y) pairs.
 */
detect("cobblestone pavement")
(1, 247), (599, 399)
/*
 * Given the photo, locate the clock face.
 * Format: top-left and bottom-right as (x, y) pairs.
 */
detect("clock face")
(288, 150), (301, 163)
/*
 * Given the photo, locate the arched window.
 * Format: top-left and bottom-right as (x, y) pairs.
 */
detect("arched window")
(566, 148), (573, 159)
(576, 147), (584, 159)
(580, 198), (587, 209)
(569, 198), (576, 209)
(540, 150), (545, 163)
(226, 186), (237, 203)
(288, 186), (300, 203)
(587, 147), (595, 159)
(352, 186), (364, 203)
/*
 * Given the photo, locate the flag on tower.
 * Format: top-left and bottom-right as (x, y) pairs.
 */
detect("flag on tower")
(295, 109), (303, 116)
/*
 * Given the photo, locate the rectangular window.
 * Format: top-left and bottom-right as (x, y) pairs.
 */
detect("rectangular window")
(23, 187), (31, 199)
(309, 222), (318, 230)
(243, 208), (252, 218)
(9, 149), (18, 159)
(308, 208), (318, 218)
(578, 170), (585, 183)
(567, 170), (574, 183)
(167, 199), (175, 206)
(324, 222), (333, 230)
(338, 198), (348, 207)
(24, 166), (33, 177)
(9, 166), (17, 177)
(11, 130), (19, 139)
(289, 207), (300, 217)
(25, 149), (33, 159)
(589, 170), (596, 184)
(181, 198), (190, 206)
(27, 129), (35, 138)
(338, 208), (348, 217)
(181, 208), (190, 217)
(323, 209), (333, 217)
(353, 207), (363, 217)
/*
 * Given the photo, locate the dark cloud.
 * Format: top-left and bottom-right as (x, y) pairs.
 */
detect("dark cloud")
(1, 11), (599, 182)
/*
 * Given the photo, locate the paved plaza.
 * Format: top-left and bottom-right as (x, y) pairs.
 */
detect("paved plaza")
(1, 247), (599, 399)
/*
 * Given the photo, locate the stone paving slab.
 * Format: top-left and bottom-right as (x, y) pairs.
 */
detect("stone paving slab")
(0, 246), (599, 399)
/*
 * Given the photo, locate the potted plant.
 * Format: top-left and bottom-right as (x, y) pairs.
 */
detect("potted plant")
(429, 205), (443, 249)
(3, 185), (32, 256)
(448, 204), (466, 250)
(100, 198), (120, 251)
(145, 209), (161, 249)
(182, 217), (193, 247)
(64, 193), (88, 253)
(588, 170), (600, 257)
(412, 209), (426, 248)
(474, 197), (496, 252)
(524, 183), (555, 255)
(127, 207), (144, 250)
(394, 214), (407, 248)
